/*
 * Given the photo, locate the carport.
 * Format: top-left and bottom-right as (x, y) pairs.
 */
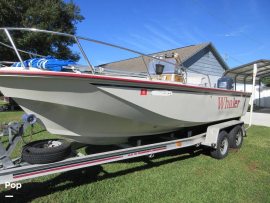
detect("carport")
(224, 59), (270, 108)
(223, 59), (270, 127)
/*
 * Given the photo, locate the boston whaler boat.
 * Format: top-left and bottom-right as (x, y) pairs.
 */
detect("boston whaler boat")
(0, 28), (251, 145)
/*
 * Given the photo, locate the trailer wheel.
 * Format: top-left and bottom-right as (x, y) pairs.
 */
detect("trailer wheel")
(210, 131), (229, 159)
(229, 125), (243, 149)
(22, 139), (71, 164)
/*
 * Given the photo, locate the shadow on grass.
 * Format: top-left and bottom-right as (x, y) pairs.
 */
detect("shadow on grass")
(0, 147), (206, 203)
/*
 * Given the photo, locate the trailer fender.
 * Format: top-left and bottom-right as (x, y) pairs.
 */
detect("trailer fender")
(202, 120), (244, 148)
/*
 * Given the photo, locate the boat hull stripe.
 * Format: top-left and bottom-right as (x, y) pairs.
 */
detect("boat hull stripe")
(0, 70), (251, 96)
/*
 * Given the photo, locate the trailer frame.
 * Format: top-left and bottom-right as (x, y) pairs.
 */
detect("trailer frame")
(0, 119), (244, 185)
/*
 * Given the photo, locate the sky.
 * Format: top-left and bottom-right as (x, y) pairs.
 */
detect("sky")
(73, 0), (269, 68)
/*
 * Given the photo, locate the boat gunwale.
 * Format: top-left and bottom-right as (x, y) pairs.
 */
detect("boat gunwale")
(0, 69), (252, 96)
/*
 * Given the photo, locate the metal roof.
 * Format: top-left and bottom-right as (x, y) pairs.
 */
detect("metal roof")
(224, 59), (270, 84)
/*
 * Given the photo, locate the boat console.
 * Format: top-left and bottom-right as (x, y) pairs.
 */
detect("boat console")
(149, 52), (185, 83)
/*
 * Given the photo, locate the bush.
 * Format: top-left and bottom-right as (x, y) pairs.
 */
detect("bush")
(262, 77), (270, 87)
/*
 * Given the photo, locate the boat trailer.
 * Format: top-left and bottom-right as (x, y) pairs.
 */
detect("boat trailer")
(0, 116), (245, 185)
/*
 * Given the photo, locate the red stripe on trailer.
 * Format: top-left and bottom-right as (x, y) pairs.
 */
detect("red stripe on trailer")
(127, 146), (166, 156)
(138, 146), (166, 154)
(14, 155), (123, 179)
(14, 147), (167, 179)
(0, 133), (208, 184)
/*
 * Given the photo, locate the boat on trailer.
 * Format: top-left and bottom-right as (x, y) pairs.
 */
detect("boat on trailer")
(0, 28), (251, 145)
(0, 27), (258, 185)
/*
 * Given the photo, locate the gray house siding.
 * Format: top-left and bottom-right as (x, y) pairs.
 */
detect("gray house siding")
(183, 47), (225, 87)
(184, 47), (225, 76)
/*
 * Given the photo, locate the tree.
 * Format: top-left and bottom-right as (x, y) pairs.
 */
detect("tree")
(0, 0), (84, 61)
(261, 77), (270, 87)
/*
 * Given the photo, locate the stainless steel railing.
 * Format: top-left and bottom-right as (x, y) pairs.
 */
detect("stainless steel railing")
(0, 27), (212, 86)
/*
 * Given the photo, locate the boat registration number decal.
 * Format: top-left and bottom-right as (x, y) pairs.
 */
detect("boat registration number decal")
(151, 90), (173, 96)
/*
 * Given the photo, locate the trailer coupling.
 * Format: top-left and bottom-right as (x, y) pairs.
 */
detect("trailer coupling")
(0, 114), (37, 169)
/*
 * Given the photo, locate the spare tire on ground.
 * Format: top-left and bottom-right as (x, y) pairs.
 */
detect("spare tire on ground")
(22, 139), (71, 164)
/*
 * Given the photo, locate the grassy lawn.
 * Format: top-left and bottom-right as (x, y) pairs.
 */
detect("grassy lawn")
(0, 99), (7, 106)
(0, 111), (270, 203)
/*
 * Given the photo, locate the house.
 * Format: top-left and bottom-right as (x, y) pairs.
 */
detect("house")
(100, 42), (229, 87)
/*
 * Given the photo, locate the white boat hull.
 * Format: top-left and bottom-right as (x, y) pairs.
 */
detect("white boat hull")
(0, 71), (250, 144)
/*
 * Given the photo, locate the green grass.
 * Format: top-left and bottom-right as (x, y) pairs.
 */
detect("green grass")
(0, 111), (270, 203)
(0, 99), (7, 105)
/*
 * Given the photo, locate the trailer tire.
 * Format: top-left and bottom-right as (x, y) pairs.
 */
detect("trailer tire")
(229, 125), (243, 149)
(210, 131), (229, 159)
(22, 139), (71, 164)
